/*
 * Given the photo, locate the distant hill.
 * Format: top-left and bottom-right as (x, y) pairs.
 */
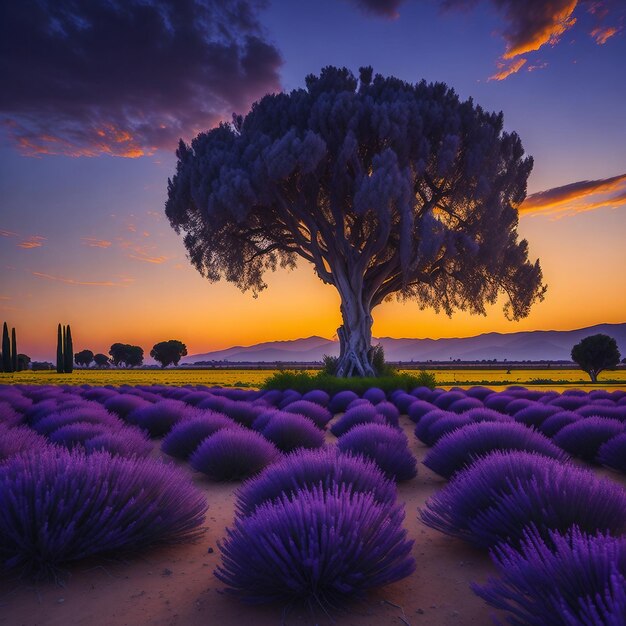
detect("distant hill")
(183, 323), (626, 363)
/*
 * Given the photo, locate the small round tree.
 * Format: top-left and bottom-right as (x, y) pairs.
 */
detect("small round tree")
(571, 334), (621, 382)
(165, 66), (546, 377)
(150, 340), (188, 368)
(109, 343), (144, 368)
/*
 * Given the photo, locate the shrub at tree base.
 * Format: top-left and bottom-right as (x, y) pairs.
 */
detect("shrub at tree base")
(472, 528), (626, 626)
(0, 448), (207, 579)
(235, 447), (397, 518)
(190, 428), (279, 481)
(420, 451), (626, 549)
(423, 421), (568, 479)
(215, 485), (414, 608)
(263, 371), (436, 396)
(337, 423), (417, 482)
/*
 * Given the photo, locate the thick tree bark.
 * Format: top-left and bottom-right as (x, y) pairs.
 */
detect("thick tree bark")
(335, 284), (376, 378)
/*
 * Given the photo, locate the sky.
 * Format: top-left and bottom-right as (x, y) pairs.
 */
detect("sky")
(1, 0), (625, 361)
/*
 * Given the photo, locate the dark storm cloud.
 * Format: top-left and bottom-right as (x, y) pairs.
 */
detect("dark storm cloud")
(0, 0), (282, 157)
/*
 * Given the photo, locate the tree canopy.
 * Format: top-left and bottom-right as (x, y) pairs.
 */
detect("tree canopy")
(166, 66), (546, 376)
(150, 340), (188, 368)
(93, 353), (110, 368)
(109, 343), (144, 368)
(74, 349), (94, 368)
(571, 334), (621, 382)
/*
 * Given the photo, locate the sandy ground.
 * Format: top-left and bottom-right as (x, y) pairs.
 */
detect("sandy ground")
(3, 414), (624, 626)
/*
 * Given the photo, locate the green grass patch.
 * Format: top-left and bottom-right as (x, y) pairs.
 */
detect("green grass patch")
(262, 369), (436, 394)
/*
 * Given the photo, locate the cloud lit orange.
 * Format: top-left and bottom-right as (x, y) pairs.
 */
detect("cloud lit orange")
(520, 172), (626, 217)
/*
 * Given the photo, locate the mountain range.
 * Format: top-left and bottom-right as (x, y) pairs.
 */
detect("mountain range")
(183, 323), (626, 363)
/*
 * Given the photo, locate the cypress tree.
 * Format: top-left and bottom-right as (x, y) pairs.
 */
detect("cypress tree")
(2, 322), (11, 372)
(11, 327), (17, 372)
(64, 325), (74, 374)
(56, 323), (64, 373)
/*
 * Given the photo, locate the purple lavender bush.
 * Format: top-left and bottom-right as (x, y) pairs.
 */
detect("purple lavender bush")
(0, 401), (23, 427)
(260, 412), (325, 453)
(539, 410), (582, 437)
(161, 412), (239, 459)
(407, 400), (438, 423)
(328, 391), (359, 414)
(283, 400), (332, 428)
(190, 428), (279, 481)
(420, 451), (626, 549)
(448, 397), (484, 414)
(512, 403), (560, 428)
(0, 424), (50, 460)
(330, 404), (386, 437)
(83, 427), (153, 458)
(215, 485), (415, 608)
(598, 433), (626, 473)
(337, 423), (417, 482)
(362, 387), (386, 404)
(48, 422), (108, 449)
(426, 414), (474, 445)
(374, 401), (400, 427)
(483, 394), (515, 413)
(103, 394), (151, 419)
(433, 391), (466, 410)
(301, 390), (330, 407)
(235, 447), (397, 517)
(0, 447), (207, 579)
(127, 399), (190, 437)
(414, 409), (456, 446)
(553, 416), (624, 461)
(423, 421), (568, 479)
(472, 527), (626, 626)
(32, 407), (122, 435)
(221, 401), (266, 428)
(463, 407), (513, 423)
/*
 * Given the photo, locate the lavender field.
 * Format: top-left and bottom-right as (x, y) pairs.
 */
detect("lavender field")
(1, 383), (625, 625)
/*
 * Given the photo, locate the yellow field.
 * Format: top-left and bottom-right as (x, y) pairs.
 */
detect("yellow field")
(1, 367), (625, 392)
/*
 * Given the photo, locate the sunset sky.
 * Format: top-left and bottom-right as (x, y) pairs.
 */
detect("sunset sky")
(1, 0), (625, 361)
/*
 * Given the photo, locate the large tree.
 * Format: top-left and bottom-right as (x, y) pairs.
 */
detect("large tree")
(150, 340), (188, 368)
(109, 343), (144, 368)
(571, 334), (621, 383)
(166, 67), (546, 377)
(75, 349), (94, 368)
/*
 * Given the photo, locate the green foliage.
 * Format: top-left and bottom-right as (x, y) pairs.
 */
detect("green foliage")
(263, 369), (436, 395)
(321, 354), (338, 376)
(369, 344), (396, 376)
(571, 334), (621, 382)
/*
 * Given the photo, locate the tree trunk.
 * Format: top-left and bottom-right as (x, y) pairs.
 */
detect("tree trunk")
(335, 285), (375, 378)
(589, 370), (598, 383)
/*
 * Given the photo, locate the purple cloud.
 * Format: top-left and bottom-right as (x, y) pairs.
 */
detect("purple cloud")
(346, 0), (407, 18)
(0, 0), (282, 157)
